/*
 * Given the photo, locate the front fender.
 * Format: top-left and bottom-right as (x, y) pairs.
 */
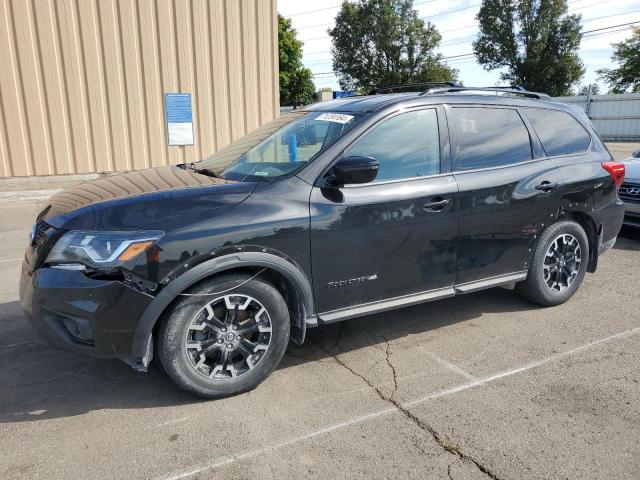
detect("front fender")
(129, 251), (315, 361)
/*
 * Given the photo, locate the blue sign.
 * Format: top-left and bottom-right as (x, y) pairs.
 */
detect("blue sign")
(333, 91), (356, 99)
(165, 93), (194, 146)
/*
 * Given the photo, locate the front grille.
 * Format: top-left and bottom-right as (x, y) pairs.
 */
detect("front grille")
(619, 183), (640, 204)
(32, 220), (51, 249)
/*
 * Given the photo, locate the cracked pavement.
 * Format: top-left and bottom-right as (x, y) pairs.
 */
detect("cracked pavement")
(1, 198), (640, 480)
(313, 335), (501, 479)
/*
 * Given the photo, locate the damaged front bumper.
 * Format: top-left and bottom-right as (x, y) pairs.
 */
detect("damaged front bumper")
(19, 259), (154, 362)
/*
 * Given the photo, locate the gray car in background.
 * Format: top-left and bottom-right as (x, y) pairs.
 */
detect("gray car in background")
(621, 150), (640, 228)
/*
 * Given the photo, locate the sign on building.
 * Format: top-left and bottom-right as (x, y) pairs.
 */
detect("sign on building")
(165, 93), (194, 146)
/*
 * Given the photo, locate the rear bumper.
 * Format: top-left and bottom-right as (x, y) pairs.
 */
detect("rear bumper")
(593, 198), (625, 246)
(588, 198), (624, 265)
(19, 260), (153, 358)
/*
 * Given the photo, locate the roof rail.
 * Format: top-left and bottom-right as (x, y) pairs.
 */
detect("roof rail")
(488, 85), (525, 91)
(420, 86), (550, 99)
(368, 82), (459, 95)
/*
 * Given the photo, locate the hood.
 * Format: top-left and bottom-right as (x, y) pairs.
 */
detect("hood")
(38, 166), (256, 230)
(622, 157), (640, 183)
(623, 158), (640, 184)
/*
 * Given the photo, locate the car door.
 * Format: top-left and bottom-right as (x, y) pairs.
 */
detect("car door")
(447, 104), (562, 285)
(309, 106), (459, 314)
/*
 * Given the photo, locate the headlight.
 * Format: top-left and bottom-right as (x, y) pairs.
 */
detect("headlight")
(46, 230), (163, 268)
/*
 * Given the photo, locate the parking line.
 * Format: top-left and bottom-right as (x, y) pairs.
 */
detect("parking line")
(426, 351), (476, 380)
(156, 417), (190, 428)
(159, 325), (640, 480)
(0, 258), (22, 263)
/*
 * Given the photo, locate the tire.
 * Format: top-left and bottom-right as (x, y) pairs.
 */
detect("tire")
(157, 272), (290, 398)
(516, 220), (589, 307)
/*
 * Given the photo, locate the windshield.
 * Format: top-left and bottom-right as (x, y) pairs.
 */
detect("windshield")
(193, 111), (361, 182)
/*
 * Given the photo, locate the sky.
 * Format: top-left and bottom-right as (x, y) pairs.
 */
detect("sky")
(277, 0), (640, 93)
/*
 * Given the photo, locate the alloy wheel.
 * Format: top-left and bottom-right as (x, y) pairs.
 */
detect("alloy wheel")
(184, 294), (273, 379)
(543, 233), (582, 292)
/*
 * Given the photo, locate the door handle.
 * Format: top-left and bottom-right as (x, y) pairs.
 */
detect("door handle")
(422, 198), (451, 212)
(535, 181), (558, 192)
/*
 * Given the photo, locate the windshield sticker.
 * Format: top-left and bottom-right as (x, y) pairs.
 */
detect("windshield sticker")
(316, 113), (354, 124)
(253, 171), (270, 176)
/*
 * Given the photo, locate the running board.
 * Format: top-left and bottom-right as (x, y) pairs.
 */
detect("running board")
(314, 271), (528, 325)
(453, 271), (527, 294)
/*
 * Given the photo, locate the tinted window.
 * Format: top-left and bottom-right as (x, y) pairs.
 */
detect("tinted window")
(197, 111), (362, 182)
(451, 107), (532, 170)
(346, 109), (440, 182)
(524, 108), (591, 156)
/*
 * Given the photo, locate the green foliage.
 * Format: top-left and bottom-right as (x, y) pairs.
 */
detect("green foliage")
(597, 28), (640, 93)
(473, 0), (584, 96)
(329, 0), (457, 92)
(279, 15), (316, 107)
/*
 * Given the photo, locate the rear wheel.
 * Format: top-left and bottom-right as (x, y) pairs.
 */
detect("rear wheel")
(516, 220), (589, 306)
(157, 273), (290, 398)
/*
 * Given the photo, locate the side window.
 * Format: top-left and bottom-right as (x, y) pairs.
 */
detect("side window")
(346, 109), (440, 182)
(523, 108), (591, 157)
(450, 107), (533, 170)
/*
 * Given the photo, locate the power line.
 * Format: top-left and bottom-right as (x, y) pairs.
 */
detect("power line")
(283, 4), (342, 18)
(283, 0), (438, 18)
(307, 50), (477, 68)
(438, 9), (640, 46)
(304, 18), (640, 58)
(309, 21), (638, 76)
(581, 20), (640, 34)
(442, 52), (475, 60)
(295, 21), (333, 30)
(582, 25), (638, 38)
(292, 0), (440, 29)
(298, 1), (622, 48)
(302, 11), (640, 76)
(583, 8), (640, 23)
(421, 3), (481, 20)
(436, 21), (639, 58)
(299, 22), (478, 43)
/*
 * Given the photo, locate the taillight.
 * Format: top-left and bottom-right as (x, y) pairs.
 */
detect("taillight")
(601, 161), (625, 188)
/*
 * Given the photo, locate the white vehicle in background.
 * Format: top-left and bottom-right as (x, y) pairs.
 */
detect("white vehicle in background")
(621, 150), (640, 228)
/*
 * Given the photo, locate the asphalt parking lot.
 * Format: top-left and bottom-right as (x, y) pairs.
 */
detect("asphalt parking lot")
(1, 195), (640, 480)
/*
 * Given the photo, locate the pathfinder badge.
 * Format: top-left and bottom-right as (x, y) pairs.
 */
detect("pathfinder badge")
(327, 274), (378, 289)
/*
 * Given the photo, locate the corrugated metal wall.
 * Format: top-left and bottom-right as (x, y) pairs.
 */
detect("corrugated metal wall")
(552, 93), (640, 141)
(0, 0), (279, 178)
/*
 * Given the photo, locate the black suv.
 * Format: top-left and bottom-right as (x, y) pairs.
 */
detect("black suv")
(19, 86), (626, 398)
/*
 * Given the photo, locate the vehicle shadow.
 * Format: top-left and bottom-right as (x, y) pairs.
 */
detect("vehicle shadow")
(618, 227), (640, 245)
(0, 288), (540, 424)
(283, 287), (539, 368)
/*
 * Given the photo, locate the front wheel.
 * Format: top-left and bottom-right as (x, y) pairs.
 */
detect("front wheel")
(157, 273), (290, 398)
(516, 220), (589, 306)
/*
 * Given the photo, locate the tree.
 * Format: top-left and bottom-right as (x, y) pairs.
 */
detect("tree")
(577, 84), (600, 96)
(328, 0), (457, 92)
(473, 0), (584, 96)
(597, 27), (640, 93)
(278, 15), (316, 107)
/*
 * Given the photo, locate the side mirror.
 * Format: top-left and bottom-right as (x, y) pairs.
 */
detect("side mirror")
(327, 156), (379, 187)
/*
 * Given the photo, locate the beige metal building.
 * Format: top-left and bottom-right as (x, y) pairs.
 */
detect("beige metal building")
(0, 0), (279, 178)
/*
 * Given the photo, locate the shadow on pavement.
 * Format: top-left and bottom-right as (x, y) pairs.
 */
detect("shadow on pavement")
(284, 287), (539, 368)
(0, 286), (540, 424)
(618, 227), (640, 245)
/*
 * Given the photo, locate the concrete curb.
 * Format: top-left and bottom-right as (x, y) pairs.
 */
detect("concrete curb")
(0, 173), (105, 192)
(0, 189), (61, 201)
